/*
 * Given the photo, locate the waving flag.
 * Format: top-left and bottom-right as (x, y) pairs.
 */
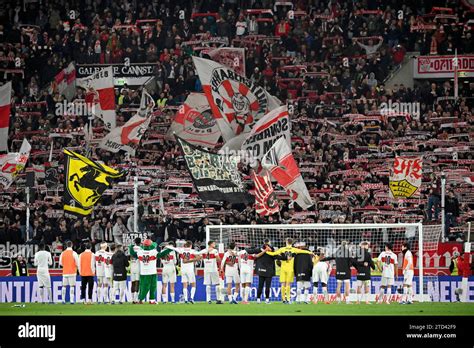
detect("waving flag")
(169, 93), (221, 148)
(77, 66), (116, 130)
(221, 105), (291, 163)
(98, 90), (154, 154)
(389, 156), (422, 198)
(64, 149), (125, 216)
(50, 62), (76, 101)
(0, 138), (31, 188)
(192, 56), (280, 141)
(0, 82), (12, 152)
(252, 171), (279, 216)
(261, 137), (313, 209)
(176, 136), (252, 204)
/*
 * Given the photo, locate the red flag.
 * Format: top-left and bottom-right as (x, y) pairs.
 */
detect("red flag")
(251, 171), (279, 216)
(261, 137), (313, 209)
(0, 82), (12, 152)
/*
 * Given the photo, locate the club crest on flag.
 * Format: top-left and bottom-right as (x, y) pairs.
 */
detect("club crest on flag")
(252, 171), (279, 216)
(64, 149), (124, 215)
(193, 57), (280, 140)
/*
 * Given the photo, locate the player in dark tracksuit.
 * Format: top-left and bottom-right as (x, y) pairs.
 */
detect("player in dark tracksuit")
(323, 242), (354, 304)
(246, 239), (289, 304)
(352, 241), (375, 304)
(293, 244), (313, 304)
(111, 245), (129, 304)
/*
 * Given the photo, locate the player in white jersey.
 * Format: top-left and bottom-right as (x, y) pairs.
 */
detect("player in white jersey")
(400, 242), (414, 304)
(199, 240), (221, 304)
(166, 241), (201, 304)
(377, 243), (398, 304)
(161, 241), (178, 303)
(95, 242), (109, 303)
(312, 249), (332, 304)
(221, 242), (240, 304)
(34, 243), (53, 304)
(129, 238), (142, 303)
(103, 244), (115, 303)
(238, 248), (265, 304)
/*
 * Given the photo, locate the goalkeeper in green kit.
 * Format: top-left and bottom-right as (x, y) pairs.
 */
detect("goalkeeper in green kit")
(129, 239), (173, 304)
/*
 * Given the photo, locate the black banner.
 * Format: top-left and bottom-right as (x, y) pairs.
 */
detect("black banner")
(0, 315), (472, 346)
(176, 136), (252, 204)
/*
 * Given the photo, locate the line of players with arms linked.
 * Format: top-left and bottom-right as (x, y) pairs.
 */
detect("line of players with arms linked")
(31, 236), (417, 305)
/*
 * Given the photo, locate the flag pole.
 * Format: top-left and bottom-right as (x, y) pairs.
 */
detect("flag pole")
(453, 49), (458, 101)
(26, 187), (30, 241)
(134, 176), (138, 233)
(48, 139), (54, 162)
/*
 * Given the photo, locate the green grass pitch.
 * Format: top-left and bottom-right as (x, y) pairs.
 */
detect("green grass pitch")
(1, 302), (473, 316)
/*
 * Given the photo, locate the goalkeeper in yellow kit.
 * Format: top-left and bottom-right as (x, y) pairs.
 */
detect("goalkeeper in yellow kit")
(266, 238), (313, 303)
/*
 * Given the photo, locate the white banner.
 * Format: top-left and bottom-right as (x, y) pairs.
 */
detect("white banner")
(414, 55), (474, 78)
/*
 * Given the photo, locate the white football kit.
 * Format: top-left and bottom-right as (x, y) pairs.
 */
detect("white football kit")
(378, 251), (398, 286)
(34, 250), (53, 288)
(222, 250), (240, 284)
(200, 248), (220, 285)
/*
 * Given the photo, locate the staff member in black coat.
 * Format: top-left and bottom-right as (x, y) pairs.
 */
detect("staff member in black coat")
(293, 243), (313, 304)
(246, 239), (286, 304)
(111, 245), (129, 304)
(353, 241), (375, 304)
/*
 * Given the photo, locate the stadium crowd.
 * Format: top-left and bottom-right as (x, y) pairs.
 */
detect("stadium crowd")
(0, 0), (472, 258)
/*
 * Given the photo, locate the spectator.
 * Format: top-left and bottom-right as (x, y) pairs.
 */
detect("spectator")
(113, 217), (128, 245)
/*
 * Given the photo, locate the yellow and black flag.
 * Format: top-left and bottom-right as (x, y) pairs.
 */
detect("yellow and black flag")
(63, 149), (124, 216)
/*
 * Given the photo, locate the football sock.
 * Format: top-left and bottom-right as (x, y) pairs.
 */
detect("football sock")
(183, 288), (188, 302)
(206, 285), (211, 302)
(281, 285), (286, 301)
(69, 287), (75, 303)
(190, 286), (196, 300)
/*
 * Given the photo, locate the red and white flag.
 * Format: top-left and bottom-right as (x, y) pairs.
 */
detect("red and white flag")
(204, 47), (246, 76)
(77, 66), (116, 130)
(251, 171), (279, 216)
(192, 56), (280, 141)
(50, 62), (76, 101)
(98, 90), (154, 154)
(0, 138), (32, 188)
(464, 176), (474, 185)
(221, 105), (291, 163)
(0, 82), (12, 152)
(169, 93), (221, 148)
(261, 137), (313, 209)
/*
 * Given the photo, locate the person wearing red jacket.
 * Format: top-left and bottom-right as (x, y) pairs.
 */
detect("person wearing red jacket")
(458, 242), (471, 302)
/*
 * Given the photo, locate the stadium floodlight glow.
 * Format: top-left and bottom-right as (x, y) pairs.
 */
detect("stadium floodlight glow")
(206, 223), (443, 303)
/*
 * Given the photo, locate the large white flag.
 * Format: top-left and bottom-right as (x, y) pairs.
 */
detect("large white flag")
(220, 105), (291, 163)
(0, 82), (12, 152)
(98, 90), (154, 155)
(77, 66), (116, 130)
(169, 93), (221, 148)
(261, 137), (313, 210)
(192, 56), (280, 141)
(0, 138), (32, 188)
